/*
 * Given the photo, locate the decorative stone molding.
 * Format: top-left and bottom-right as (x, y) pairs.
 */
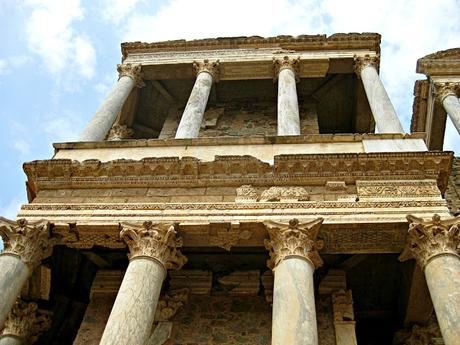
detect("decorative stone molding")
(357, 180), (441, 199)
(325, 181), (347, 191)
(434, 82), (459, 103)
(354, 54), (380, 76)
(192, 59), (220, 81)
(154, 288), (189, 321)
(120, 221), (187, 270)
(0, 218), (54, 271)
(208, 223), (252, 251)
(107, 124), (134, 141)
(235, 185), (258, 203)
(273, 56), (301, 81)
(1, 300), (51, 343)
(116, 63), (145, 88)
(264, 218), (324, 269)
(332, 289), (354, 322)
(403, 214), (460, 268)
(259, 186), (309, 202)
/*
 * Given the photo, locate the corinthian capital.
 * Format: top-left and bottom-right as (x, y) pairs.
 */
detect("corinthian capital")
(264, 218), (324, 270)
(273, 56), (300, 82)
(405, 214), (460, 269)
(434, 82), (459, 103)
(354, 54), (380, 76)
(120, 221), (187, 270)
(193, 59), (220, 81)
(0, 218), (54, 271)
(117, 63), (145, 88)
(107, 124), (134, 141)
(2, 300), (52, 342)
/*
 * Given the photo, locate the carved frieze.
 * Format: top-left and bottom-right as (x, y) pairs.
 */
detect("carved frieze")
(120, 221), (187, 270)
(235, 185), (258, 203)
(402, 214), (460, 268)
(264, 218), (324, 269)
(354, 54), (380, 76)
(357, 180), (441, 199)
(325, 181), (347, 191)
(107, 124), (134, 141)
(208, 223), (251, 251)
(0, 218), (55, 271)
(2, 300), (51, 342)
(259, 186), (309, 202)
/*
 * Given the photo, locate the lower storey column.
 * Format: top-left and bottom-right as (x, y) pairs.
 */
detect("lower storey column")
(406, 214), (460, 345)
(99, 221), (186, 345)
(264, 218), (324, 345)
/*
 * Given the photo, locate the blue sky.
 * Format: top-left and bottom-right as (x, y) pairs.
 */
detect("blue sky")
(0, 0), (459, 230)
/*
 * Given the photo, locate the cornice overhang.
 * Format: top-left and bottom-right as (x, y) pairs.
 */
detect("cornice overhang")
(121, 33), (381, 61)
(24, 151), (453, 195)
(417, 48), (460, 76)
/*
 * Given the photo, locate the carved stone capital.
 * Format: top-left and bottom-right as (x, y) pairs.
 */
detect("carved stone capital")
(434, 82), (459, 103)
(405, 214), (460, 268)
(2, 300), (52, 342)
(117, 63), (145, 88)
(273, 56), (300, 82)
(120, 221), (187, 270)
(193, 59), (220, 81)
(0, 218), (54, 271)
(264, 218), (324, 270)
(354, 54), (380, 76)
(107, 124), (134, 141)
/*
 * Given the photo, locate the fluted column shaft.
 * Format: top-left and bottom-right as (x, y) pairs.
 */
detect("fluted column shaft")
(355, 56), (404, 133)
(265, 218), (324, 345)
(436, 83), (460, 135)
(99, 222), (186, 345)
(175, 60), (219, 139)
(80, 63), (144, 141)
(406, 214), (460, 345)
(274, 56), (301, 135)
(0, 219), (53, 329)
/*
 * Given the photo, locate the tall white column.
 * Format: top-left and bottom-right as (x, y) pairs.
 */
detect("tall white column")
(273, 56), (301, 135)
(435, 82), (460, 135)
(0, 219), (54, 329)
(99, 221), (187, 345)
(354, 55), (404, 133)
(406, 214), (460, 345)
(80, 63), (144, 141)
(264, 218), (324, 345)
(175, 60), (219, 139)
(0, 300), (51, 345)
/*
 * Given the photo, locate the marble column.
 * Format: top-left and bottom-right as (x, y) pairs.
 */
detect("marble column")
(435, 82), (460, 135)
(80, 63), (144, 141)
(273, 56), (301, 136)
(0, 219), (54, 329)
(264, 218), (324, 345)
(0, 300), (51, 345)
(354, 55), (404, 133)
(175, 59), (219, 139)
(406, 214), (460, 345)
(99, 221), (187, 345)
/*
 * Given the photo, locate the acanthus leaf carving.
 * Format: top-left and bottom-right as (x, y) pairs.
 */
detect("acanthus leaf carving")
(193, 59), (220, 81)
(434, 82), (459, 103)
(116, 63), (145, 88)
(120, 221), (187, 270)
(264, 217), (324, 269)
(273, 55), (300, 82)
(107, 124), (134, 141)
(354, 54), (380, 76)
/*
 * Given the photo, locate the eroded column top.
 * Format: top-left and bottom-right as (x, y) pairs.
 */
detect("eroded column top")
(434, 82), (460, 103)
(353, 54), (380, 76)
(192, 59), (220, 82)
(273, 56), (301, 82)
(120, 221), (187, 273)
(117, 63), (145, 88)
(264, 217), (324, 270)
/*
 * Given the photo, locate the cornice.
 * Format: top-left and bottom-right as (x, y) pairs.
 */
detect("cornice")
(417, 48), (460, 76)
(121, 33), (381, 61)
(23, 152), (453, 194)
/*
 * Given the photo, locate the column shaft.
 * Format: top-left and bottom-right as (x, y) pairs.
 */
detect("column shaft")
(272, 257), (317, 345)
(277, 68), (300, 135)
(175, 71), (213, 138)
(0, 256), (29, 328)
(80, 75), (136, 141)
(99, 258), (165, 345)
(442, 94), (460, 135)
(0, 336), (22, 345)
(358, 63), (404, 133)
(424, 255), (460, 345)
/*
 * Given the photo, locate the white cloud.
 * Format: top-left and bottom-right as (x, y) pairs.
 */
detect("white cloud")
(23, 0), (96, 79)
(0, 59), (7, 74)
(0, 55), (33, 75)
(101, 0), (144, 24)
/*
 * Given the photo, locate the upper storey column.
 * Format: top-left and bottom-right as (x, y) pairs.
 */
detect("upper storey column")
(406, 214), (460, 345)
(264, 218), (324, 345)
(354, 55), (404, 133)
(273, 56), (301, 135)
(175, 60), (220, 139)
(0, 219), (54, 329)
(435, 82), (460, 135)
(80, 63), (144, 141)
(99, 221), (187, 345)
